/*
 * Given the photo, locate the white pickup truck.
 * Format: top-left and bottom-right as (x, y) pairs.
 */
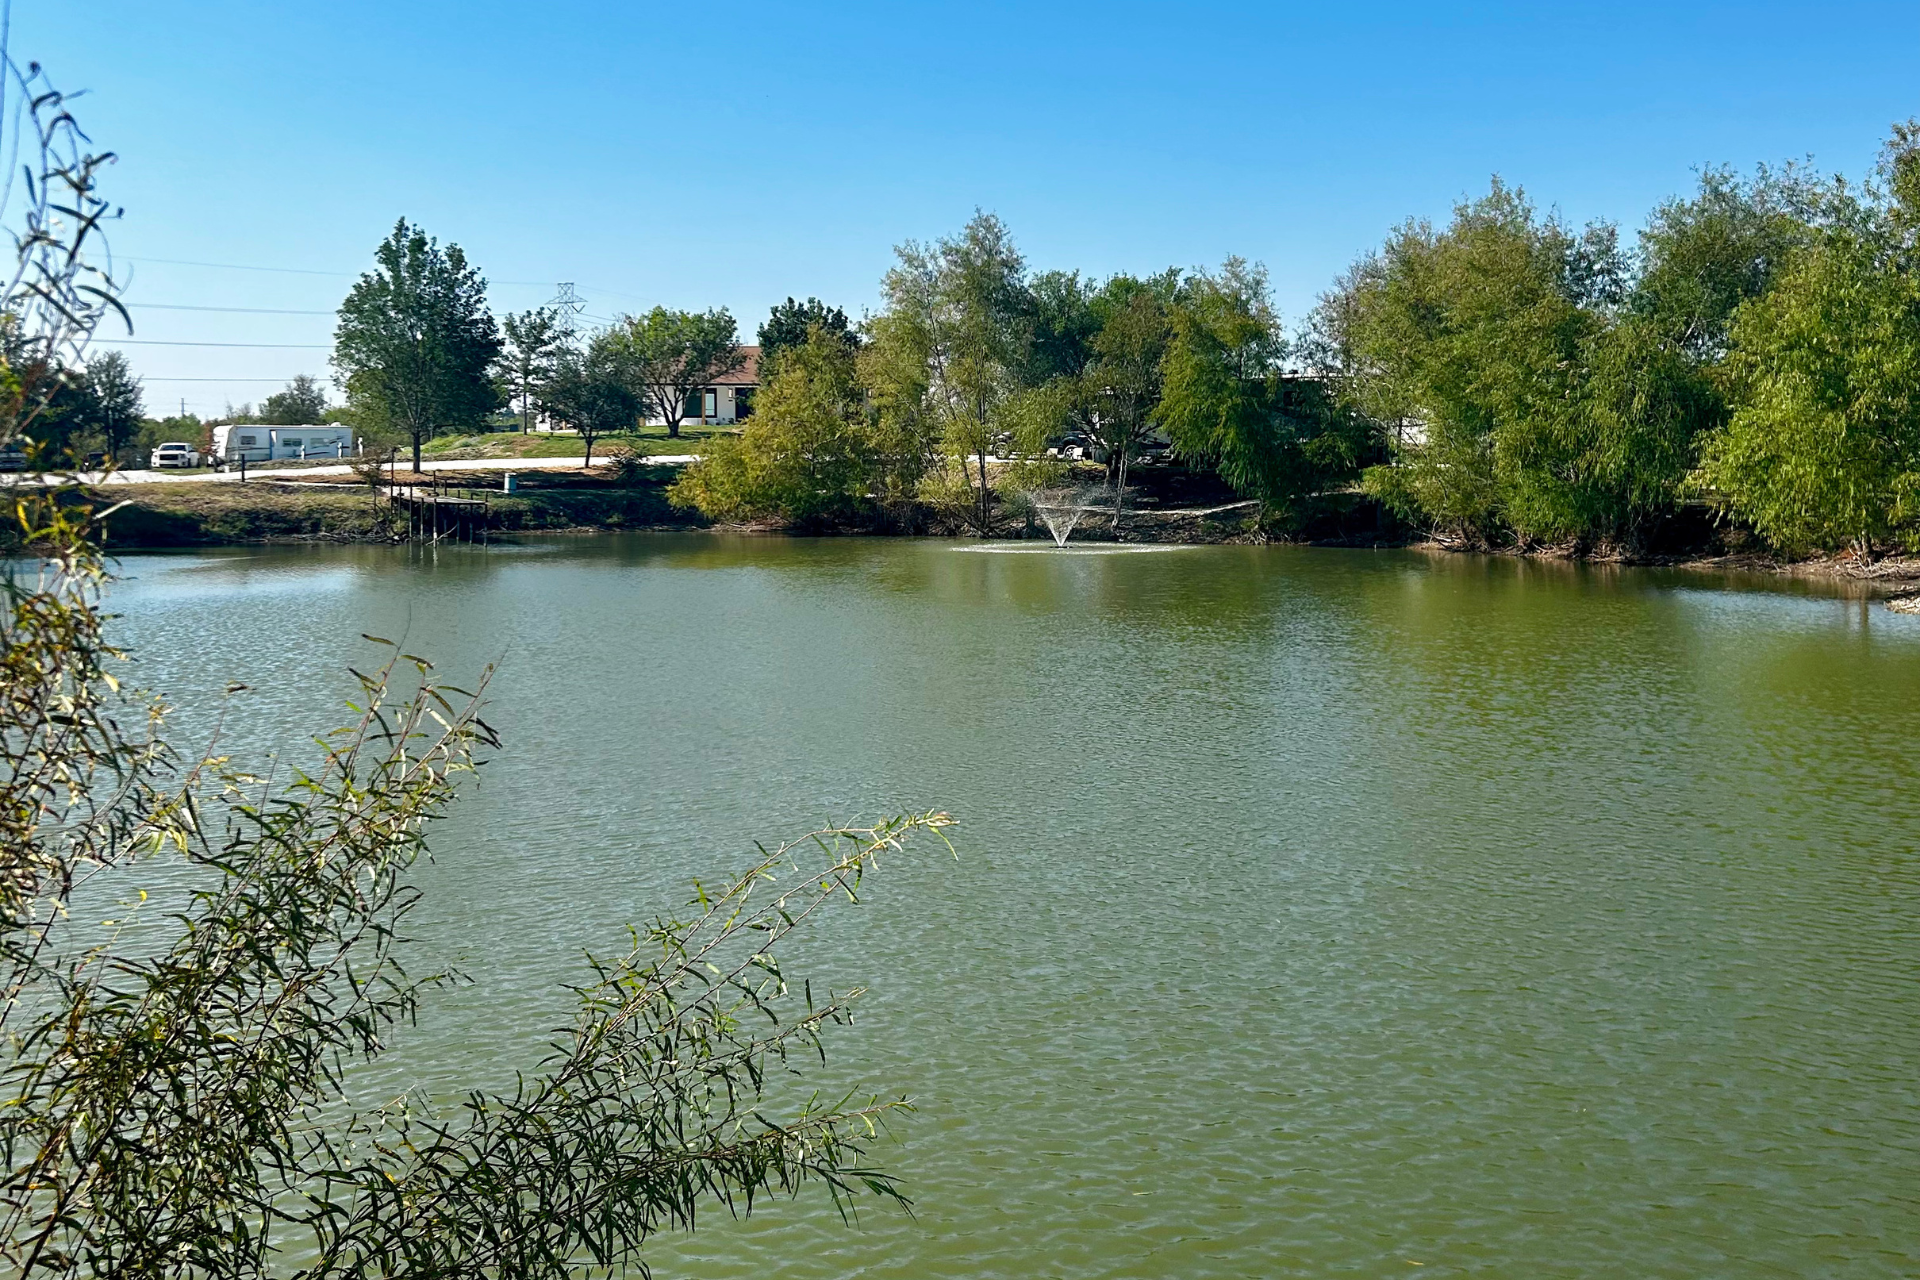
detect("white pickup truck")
(149, 442), (202, 469)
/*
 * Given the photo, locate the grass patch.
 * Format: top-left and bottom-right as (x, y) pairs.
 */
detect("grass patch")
(100, 483), (394, 546)
(421, 426), (738, 460)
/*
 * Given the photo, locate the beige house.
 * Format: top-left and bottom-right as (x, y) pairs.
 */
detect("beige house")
(537, 347), (762, 433)
(645, 346), (760, 427)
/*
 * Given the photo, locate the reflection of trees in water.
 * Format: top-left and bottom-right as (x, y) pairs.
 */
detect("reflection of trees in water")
(1337, 549), (1920, 853)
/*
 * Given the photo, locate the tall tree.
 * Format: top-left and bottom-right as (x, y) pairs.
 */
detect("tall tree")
(1160, 260), (1372, 523)
(856, 306), (941, 513)
(1084, 273), (1179, 514)
(1021, 270), (1101, 386)
(259, 373), (328, 425)
(1334, 181), (1611, 543)
(1697, 198), (1920, 554)
(614, 307), (744, 439)
(1010, 271), (1180, 520)
(333, 219), (501, 472)
(499, 306), (567, 433)
(1632, 164), (1834, 361)
(544, 329), (641, 468)
(876, 212), (1031, 535)
(71, 351), (143, 462)
(758, 296), (857, 373)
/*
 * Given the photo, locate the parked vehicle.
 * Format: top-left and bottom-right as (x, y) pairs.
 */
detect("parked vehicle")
(209, 424), (354, 465)
(0, 442), (27, 472)
(150, 442), (201, 469)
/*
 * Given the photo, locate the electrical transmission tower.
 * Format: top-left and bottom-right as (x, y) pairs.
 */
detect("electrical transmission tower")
(548, 282), (586, 338)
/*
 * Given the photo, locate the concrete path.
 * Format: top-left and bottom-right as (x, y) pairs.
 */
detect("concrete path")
(6, 455), (700, 486)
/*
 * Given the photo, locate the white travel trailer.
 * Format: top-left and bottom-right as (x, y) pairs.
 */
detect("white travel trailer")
(210, 424), (355, 464)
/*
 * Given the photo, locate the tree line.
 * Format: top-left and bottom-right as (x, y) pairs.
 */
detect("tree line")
(1326, 121), (1920, 556)
(675, 119), (1920, 557)
(50, 116), (1913, 556)
(672, 220), (1374, 533)
(332, 220), (770, 471)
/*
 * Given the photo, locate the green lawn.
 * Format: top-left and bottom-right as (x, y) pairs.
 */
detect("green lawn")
(422, 426), (737, 460)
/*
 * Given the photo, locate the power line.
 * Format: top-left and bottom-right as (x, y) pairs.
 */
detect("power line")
(96, 338), (331, 348)
(140, 377), (315, 383)
(120, 256), (354, 277)
(117, 254), (638, 295)
(130, 303), (336, 315)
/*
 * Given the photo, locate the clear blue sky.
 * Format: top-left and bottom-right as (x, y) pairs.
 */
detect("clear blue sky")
(31, 0), (1920, 415)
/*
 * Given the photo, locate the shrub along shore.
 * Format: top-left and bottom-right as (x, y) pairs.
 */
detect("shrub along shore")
(80, 460), (1920, 598)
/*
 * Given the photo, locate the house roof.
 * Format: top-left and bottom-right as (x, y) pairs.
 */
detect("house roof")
(708, 346), (759, 386)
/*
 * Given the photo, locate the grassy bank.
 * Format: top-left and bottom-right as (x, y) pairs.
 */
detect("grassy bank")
(421, 425), (739, 460)
(98, 468), (706, 547)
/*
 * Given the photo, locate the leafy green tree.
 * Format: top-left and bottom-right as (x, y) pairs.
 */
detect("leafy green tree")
(1320, 167), (1851, 549)
(1682, 126), (1919, 556)
(1083, 275), (1179, 511)
(1697, 222), (1920, 554)
(499, 306), (567, 433)
(758, 296), (857, 372)
(259, 373), (328, 425)
(1884, 117), (1920, 239)
(544, 328), (641, 468)
(333, 219), (502, 472)
(614, 307), (744, 439)
(1011, 271), (1180, 519)
(855, 306), (941, 513)
(1562, 316), (1722, 546)
(1021, 270), (1101, 386)
(672, 325), (872, 524)
(1160, 261), (1373, 525)
(1633, 164), (1835, 360)
(1334, 182), (1610, 543)
(33, 353), (142, 463)
(81, 350), (143, 461)
(877, 212), (1032, 535)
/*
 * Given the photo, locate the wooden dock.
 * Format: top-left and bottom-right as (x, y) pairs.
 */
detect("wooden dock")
(387, 479), (492, 543)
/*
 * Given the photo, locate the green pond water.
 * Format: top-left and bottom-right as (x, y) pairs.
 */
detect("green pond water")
(110, 535), (1918, 1278)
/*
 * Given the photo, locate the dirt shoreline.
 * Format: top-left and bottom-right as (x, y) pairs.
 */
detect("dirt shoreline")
(1393, 540), (1920, 593)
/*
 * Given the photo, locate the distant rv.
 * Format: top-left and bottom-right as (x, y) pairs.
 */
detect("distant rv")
(210, 424), (356, 464)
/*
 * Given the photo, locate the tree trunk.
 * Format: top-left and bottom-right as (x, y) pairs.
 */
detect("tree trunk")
(584, 435), (594, 469)
(412, 433), (423, 476)
(1114, 446), (1129, 530)
(975, 447), (990, 537)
